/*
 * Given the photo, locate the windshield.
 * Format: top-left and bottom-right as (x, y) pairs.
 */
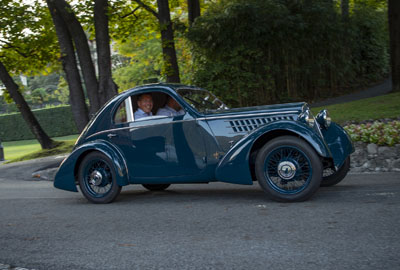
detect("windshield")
(177, 88), (228, 113)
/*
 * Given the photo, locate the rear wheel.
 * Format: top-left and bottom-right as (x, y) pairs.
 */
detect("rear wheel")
(321, 156), (350, 187)
(255, 136), (322, 202)
(78, 152), (121, 204)
(142, 184), (170, 191)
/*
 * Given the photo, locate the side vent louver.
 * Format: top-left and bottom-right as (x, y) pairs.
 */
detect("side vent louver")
(228, 116), (294, 133)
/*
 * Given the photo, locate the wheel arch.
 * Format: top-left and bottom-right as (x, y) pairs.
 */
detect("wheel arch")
(215, 121), (332, 185)
(54, 140), (129, 192)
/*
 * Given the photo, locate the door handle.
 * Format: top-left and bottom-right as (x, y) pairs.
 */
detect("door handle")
(107, 133), (117, 138)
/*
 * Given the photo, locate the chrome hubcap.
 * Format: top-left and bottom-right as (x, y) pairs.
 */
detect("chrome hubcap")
(89, 170), (103, 186)
(277, 161), (296, 180)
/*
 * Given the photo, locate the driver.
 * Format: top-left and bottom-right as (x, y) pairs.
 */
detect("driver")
(134, 93), (153, 120)
(157, 96), (185, 117)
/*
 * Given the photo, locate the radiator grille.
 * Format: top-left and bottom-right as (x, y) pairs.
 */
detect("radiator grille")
(228, 116), (294, 133)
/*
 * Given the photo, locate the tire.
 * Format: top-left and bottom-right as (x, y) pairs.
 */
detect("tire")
(321, 156), (350, 187)
(78, 152), (121, 204)
(142, 184), (170, 191)
(255, 136), (322, 202)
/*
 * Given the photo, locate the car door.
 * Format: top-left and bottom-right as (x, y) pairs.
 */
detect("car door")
(108, 92), (208, 183)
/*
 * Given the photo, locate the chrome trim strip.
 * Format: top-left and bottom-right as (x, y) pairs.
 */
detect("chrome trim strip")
(126, 97), (134, 122)
(86, 119), (194, 139)
(198, 111), (298, 121)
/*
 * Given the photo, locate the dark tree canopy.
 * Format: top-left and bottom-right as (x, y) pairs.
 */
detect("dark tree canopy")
(389, 0), (400, 92)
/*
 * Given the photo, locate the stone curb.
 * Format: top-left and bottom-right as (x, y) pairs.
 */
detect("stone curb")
(350, 142), (400, 173)
(0, 264), (37, 270)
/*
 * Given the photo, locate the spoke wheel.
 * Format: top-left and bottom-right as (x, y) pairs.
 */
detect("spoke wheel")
(321, 156), (350, 187)
(142, 184), (171, 191)
(78, 152), (121, 203)
(256, 136), (322, 202)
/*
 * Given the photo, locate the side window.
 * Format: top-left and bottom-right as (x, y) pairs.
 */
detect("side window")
(155, 94), (185, 118)
(114, 97), (134, 124)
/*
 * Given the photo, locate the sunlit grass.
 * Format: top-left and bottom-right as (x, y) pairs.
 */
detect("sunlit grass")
(2, 134), (78, 162)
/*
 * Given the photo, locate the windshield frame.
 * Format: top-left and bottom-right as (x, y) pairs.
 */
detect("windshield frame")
(176, 88), (228, 114)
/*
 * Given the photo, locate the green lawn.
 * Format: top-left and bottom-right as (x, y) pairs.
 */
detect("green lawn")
(311, 92), (400, 124)
(2, 134), (78, 161)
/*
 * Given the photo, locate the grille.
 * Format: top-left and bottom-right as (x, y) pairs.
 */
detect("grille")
(228, 115), (294, 133)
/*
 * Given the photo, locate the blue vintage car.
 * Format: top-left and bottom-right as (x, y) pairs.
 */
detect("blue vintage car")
(54, 83), (353, 203)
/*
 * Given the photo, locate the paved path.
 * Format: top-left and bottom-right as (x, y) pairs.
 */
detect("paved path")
(0, 173), (399, 270)
(311, 78), (392, 107)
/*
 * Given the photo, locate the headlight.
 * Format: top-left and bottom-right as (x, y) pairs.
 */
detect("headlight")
(316, 109), (331, 129)
(299, 109), (315, 128)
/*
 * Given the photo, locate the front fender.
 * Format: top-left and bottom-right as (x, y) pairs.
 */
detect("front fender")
(215, 121), (331, 185)
(321, 122), (354, 169)
(54, 140), (129, 192)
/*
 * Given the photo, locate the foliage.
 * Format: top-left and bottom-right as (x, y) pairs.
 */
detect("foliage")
(187, 0), (389, 108)
(113, 36), (163, 90)
(0, 1), (59, 73)
(54, 76), (70, 105)
(110, 0), (195, 88)
(0, 105), (78, 141)
(344, 121), (400, 146)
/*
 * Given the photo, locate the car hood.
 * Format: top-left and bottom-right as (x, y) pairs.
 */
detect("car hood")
(203, 102), (306, 118)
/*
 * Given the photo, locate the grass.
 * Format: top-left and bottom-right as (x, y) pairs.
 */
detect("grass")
(311, 92), (400, 124)
(2, 134), (78, 163)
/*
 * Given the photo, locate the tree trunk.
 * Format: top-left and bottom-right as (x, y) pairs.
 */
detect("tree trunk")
(94, 0), (118, 105)
(47, 0), (89, 132)
(389, 0), (400, 92)
(341, 0), (349, 21)
(157, 0), (180, 83)
(0, 61), (55, 149)
(187, 0), (200, 26)
(53, 0), (101, 115)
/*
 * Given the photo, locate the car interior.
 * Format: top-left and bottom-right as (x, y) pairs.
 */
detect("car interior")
(114, 92), (183, 124)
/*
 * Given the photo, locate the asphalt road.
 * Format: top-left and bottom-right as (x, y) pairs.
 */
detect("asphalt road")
(0, 173), (399, 270)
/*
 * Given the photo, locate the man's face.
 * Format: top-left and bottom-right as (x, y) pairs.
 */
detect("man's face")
(137, 94), (153, 113)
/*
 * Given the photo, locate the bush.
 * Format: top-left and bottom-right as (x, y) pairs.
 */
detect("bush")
(187, 0), (389, 107)
(344, 121), (400, 146)
(0, 106), (78, 142)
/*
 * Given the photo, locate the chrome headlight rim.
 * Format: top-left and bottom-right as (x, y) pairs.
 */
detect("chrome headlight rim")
(316, 109), (331, 129)
(299, 109), (315, 128)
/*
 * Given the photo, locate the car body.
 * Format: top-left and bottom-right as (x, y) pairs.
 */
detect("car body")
(54, 83), (354, 203)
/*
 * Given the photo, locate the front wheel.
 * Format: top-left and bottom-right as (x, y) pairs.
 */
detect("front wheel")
(78, 152), (121, 204)
(255, 136), (322, 202)
(321, 156), (350, 187)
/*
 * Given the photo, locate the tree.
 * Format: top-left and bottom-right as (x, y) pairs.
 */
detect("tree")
(47, 0), (89, 131)
(0, 2), (57, 149)
(0, 61), (55, 149)
(50, 0), (101, 116)
(94, 0), (119, 105)
(48, 0), (119, 116)
(389, 0), (400, 92)
(187, 0), (389, 107)
(134, 0), (180, 83)
(188, 0), (201, 25)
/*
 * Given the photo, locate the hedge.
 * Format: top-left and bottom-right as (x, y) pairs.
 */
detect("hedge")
(0, 105), (78, 142)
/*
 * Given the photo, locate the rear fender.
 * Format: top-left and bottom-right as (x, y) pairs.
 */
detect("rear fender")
(215, 121), (331, 185)
(54, 140), (129, 192)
